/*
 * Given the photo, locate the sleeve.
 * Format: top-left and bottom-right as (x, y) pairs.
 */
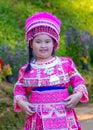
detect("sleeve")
(13, 67), (28, 112)
(68, 58), (89, 103)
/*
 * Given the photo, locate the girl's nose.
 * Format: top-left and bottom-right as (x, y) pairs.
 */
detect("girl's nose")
(41, 43), (46, 47)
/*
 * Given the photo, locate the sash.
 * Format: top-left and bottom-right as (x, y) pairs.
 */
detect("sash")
(29, 89), (79, 130)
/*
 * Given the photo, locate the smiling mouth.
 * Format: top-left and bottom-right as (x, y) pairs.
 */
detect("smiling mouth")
(40, 50), (47, 52)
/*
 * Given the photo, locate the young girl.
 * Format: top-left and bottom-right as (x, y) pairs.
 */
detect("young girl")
(13, 12), (89, 130)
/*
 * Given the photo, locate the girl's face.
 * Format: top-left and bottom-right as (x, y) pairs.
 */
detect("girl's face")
(31, 34), (54, 62)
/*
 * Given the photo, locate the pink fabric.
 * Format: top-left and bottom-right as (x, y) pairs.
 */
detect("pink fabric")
(30, 89), (69, 103)
(25, 12), (61, 34)
(25, 12), (61, 50)
(25, 90), (80, 130)
(13, 56), (89, 130)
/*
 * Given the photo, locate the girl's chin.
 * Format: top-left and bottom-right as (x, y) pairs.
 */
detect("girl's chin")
(37, 56), (53, 62)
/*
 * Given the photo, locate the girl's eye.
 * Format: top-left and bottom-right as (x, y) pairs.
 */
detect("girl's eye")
(36, 40), (41, 43)
(45, 40), (50, 43)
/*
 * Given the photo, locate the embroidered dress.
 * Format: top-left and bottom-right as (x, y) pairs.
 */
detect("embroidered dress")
(13, 56), (88, 130)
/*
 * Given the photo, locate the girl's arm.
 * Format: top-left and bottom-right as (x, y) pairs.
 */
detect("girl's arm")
(13, 67), (28, 112)
(64, 58), (89, 109)
(68, 58), (89, 103)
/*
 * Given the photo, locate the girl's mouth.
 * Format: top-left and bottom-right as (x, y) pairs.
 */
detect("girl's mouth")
(40, 49), (47, 53)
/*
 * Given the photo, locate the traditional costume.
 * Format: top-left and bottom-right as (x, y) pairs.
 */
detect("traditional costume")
(13, 12), (88, 130)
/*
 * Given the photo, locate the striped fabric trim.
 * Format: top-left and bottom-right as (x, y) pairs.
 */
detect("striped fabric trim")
(26, 19), (60, 34)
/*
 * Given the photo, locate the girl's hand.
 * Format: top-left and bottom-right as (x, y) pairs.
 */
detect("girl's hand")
(18, 100), (35, 116)
(64, 92), (83, 110)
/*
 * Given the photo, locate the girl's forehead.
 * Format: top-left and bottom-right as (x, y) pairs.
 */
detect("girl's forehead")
(34, 34), (52, 40)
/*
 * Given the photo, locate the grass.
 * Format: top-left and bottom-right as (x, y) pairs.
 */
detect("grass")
(0, 81), (25, 130)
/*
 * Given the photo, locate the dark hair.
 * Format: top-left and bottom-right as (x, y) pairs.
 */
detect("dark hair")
(52, 47), (55, 56)
(25, 43), (33, 73)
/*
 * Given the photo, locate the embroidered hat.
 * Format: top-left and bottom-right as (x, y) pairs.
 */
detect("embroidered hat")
(25, 12), (61, 50)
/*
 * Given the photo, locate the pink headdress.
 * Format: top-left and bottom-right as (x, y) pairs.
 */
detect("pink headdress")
(25, 12), (61, 50)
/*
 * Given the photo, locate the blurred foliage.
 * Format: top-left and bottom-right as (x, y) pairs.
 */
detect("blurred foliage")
(0, 42), (28, 81)
(0, 1), (93, 129)
(0, 0), (93, 45)
(65, 27), (93, 67)
(0, 0), (93, 80)
(0, 82), (25, 130)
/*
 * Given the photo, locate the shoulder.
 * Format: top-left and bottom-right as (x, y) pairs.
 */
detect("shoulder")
(19, 63), (28, 72)
(17, 64), (28, 79)
(58, 56), (76, 68)
(58, 56), (73, 63)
